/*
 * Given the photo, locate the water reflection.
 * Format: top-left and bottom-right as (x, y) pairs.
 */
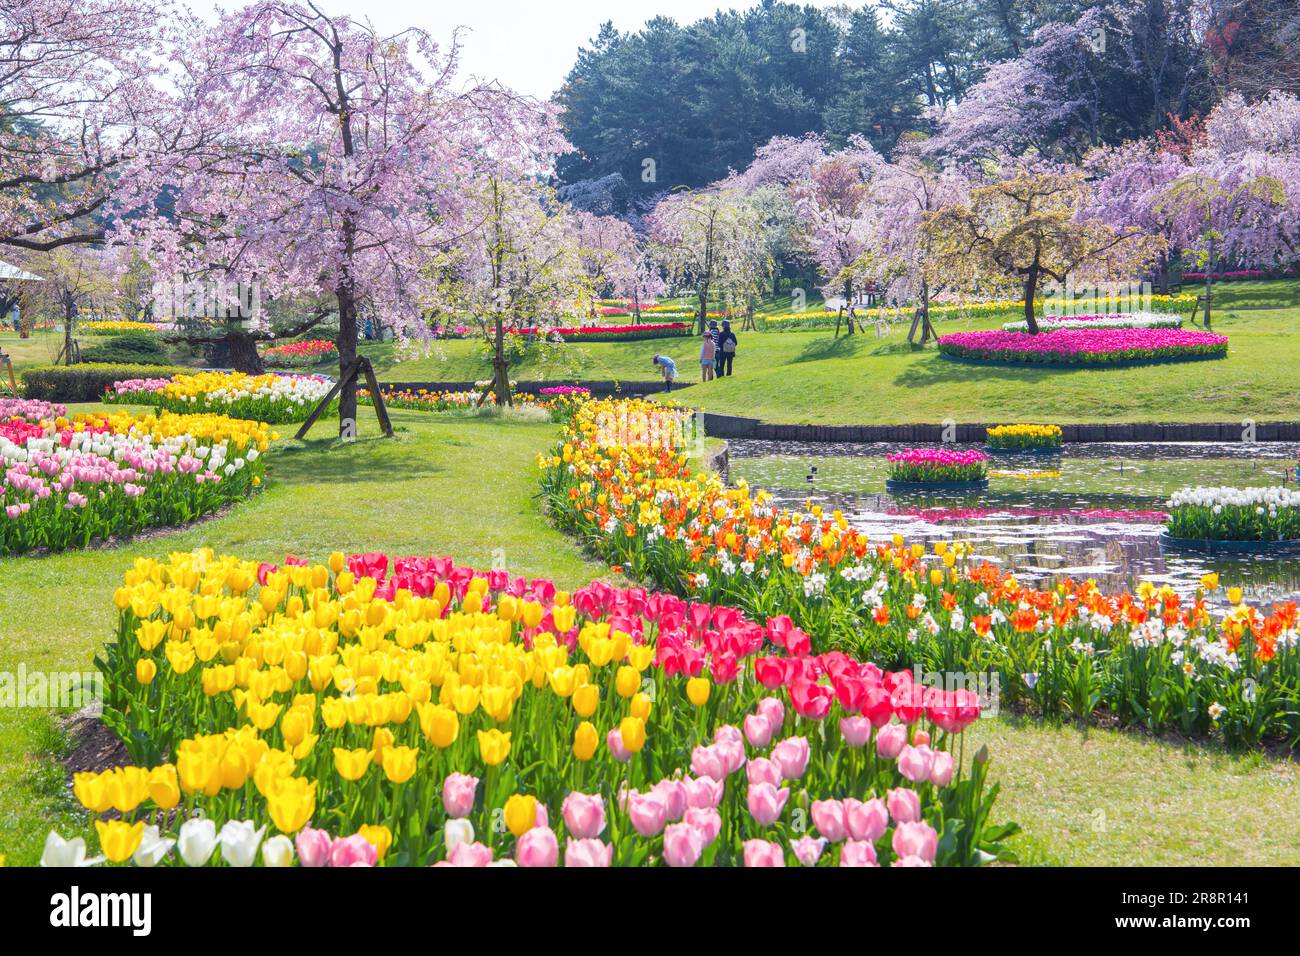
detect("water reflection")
(728, 440), (1300, 603)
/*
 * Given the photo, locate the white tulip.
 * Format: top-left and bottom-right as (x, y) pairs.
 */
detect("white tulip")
(218, 819), (266, 868)
(132, 825), (175, 868)
(261, 835), (295, 868)
(40, 831), (104, 868)
(444, 818), (474, 854)
(178, 817), (218, 867)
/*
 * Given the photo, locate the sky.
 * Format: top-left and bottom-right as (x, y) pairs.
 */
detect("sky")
(201, 0), (856, 99)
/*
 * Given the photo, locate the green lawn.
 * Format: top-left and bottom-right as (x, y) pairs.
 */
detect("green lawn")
(2, 400), (1299, 865)
(364, 280), (1300, 425)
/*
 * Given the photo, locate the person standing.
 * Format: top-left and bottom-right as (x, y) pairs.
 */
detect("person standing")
(716, 320), (737, 376)
(652, 353), (677, 392)
(699, 329), (716, 382)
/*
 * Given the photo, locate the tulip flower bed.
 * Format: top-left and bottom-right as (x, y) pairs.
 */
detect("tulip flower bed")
(1, 398), (66, 423)
(1, 410), (270, 555)
(999, 314), (1182, 332)
(508, 323), (693, 343)
(985, 424), (1063, 451)
(358, 388), (585, 424)
(885, 449), (989, 484)
(59, 549), (1016, 868)
(539, 399), (1300, 749)
(261, 339), (338, 367)
(105, 371), (335, 424)
(937, 327), (1229, 365)
(1165, 487), (1300, 542)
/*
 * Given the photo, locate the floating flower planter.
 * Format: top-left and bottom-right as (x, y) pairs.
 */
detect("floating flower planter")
(1161, 486), (1300, 552)
(984, 424), (1063, 454)
(884, 448), (989, 492)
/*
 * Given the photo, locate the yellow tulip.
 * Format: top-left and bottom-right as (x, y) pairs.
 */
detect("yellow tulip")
(504, 794), (538, 837)
(615, 665), (639, 698)
(1200, 572), (1219, 591)
(686, 677), (710, 707)
(95, 820), (145, 864)
(572, 682), (599, 718)
(619, 716), (646, 753)
(1227, 587), (1243, 605)
(136, 658), (157, 685)
(630, 691), (652, 722)
(573, 721), (598, 761)
(477, 728), (512, 766)
(382, 745), (418, 784)
(266, 778), (316, 834)
(73, 771), (112, 814)
(418, 703), (459, 748)
(358, 824), (392, 860)
(147, 765), (181, 810)
(333, 747), (373, 781)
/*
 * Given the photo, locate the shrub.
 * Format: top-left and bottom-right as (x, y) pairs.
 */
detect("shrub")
(20, 363), (190, 403)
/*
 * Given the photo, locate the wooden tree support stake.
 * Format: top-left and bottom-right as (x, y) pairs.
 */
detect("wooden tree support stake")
(295, 356), (394, 441)
(907, 307), (938, 346)
(0, 351), (16, 396)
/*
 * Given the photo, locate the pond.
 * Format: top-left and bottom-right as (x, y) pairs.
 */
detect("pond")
(727, 440), (1300, 603)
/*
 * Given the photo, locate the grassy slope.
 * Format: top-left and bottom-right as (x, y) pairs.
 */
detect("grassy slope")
(366, 280), (1300, 425)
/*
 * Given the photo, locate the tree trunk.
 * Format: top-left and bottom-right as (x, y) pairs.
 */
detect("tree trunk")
(63, 293), (75, 365)
(226, 331), (266, 374)
(1023, 267), (1040, 334)
(697, 285), (709, 335)
(843, 278), (855, 335)
(492, 315), (511, 406)
(336, 287), (358, 436)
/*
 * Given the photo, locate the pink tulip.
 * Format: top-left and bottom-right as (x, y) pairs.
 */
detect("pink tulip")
(745, 757), (782, 788)
(893, 855), (933, 867)
(892, 821), (938, 863)
(295, 827), (331, 867)
(770, 736), (810, 780)
(561, 792), (606, 839)
(714, 724), (743, 749)
(746, 782), (790, 826)
(875, 722), (907, 758)
(791, 836), (828, 866)
(757, 696), (785, 733)
(516, 827), (558, 867)
(564, 839), (613, 867)
(839, 840), (880, 867)
(444, 841), (493, 867)
(844, 797), (889, 842)
(839, 716), (873, 747)
(684, 807), (722, 846)
(744, 713), (774, 749)
(606, 728), (631, 762)
(682, 776), (724, 809)
(690, 744), (729, 782)
(329, 834), (377, 868)
(930, 750), (955, 787)
(650, 779), (687, 821)
(742, 839), (785, 867)
(662, 823), (706, 867)
(628, 791), (669, 837)
(811, 799), (847, 842)
(442, 773), (479, 818)
(898, 744), (936, 783)
(887, 788), (922, 824)
(717, 738), (747, 774)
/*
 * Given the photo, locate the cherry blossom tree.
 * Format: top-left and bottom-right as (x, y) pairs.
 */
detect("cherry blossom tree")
(454, 176), (591, 406)
(569, 210), (664, 322)
(0, 0), (176, 252)
(647, 184), (770, 334)
(115, 1), (565, 436)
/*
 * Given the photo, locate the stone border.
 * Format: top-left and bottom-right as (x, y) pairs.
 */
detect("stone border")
(701, 412), (1300, 443)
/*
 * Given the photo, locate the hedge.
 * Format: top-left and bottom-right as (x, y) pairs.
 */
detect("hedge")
(20, 364), (189, 403)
